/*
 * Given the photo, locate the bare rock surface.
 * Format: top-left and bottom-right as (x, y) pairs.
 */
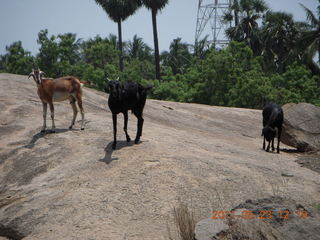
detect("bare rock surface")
(195, 197), (320, 240)
(281, 103), (320, 152)
(227, 197), (320, 240)
(194, 218), (228, 240)
(0, 73), (320, 239)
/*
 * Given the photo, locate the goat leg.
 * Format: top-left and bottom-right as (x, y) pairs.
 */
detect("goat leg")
(263, 137), (266, 150)
(76, 94), (85, 130)
(49, 102), (56, 132)
(112, 114), (117, 149)
(135, 116), (144, 144)
(69, 101), (78, 129)
(277, 127), (282, 153)
(123, 112), (131, 142)
(41, 102), (47, 133)
(272, 138), (275, 151)
(266, 141), (270, 152)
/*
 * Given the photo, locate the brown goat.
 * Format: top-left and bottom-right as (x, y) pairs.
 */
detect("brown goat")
(28, 69), (85, 132)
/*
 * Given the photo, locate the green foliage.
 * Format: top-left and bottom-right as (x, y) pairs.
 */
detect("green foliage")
(125, 34), (153, 62)
(37, 29), (81, 77)
(261, 12), (299, 73)
(0, 41), (35, 74)
(82, 36), (119, 68)
(270, 64), (320, 105)
(161, 38), (192, 75)
(150, 74), (196, 102)
(1, 29), (319, 109)
(142, 0), (169, 12)
(121, 59), (154, 82)
(95, 0), (141, 22)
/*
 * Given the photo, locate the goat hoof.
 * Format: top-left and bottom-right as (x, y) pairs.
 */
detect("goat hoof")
(41, 129), (46, 133)
(126, 137), (131, 142)
(134, 139), (140, 144)
(69, 126), (73, 130)
(81, 127), (84, 130)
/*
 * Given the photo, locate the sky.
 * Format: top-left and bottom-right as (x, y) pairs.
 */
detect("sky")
(0, 0), (318, 55)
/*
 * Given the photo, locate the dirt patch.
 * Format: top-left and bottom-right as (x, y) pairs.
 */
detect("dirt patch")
(0, 125), (25, 138)
(296, 154), (320, 173)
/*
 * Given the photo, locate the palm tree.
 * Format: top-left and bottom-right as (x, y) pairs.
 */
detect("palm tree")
(142, 0), (169, 80)
(95, 0), (141, 71)
(261, 12), (298, 73)
(194, 35), (210, 59)
(162, 38), (192, 75)
(126, 34), (152, 61)
(299, 1), (320, 65)
(224, 0), (268, 44)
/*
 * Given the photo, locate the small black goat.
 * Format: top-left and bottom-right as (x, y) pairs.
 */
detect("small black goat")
(262, 102), (284, 153)
(105, 78), (152, 149)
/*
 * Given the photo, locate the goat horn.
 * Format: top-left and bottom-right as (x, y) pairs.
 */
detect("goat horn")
(28, 73), (34, 79)
(116, 77), (119, 81)
(107, 78), (111, 82)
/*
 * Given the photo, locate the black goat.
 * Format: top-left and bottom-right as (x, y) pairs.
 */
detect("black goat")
(262, 102), (284, 153)
(105, 78), (152, 149)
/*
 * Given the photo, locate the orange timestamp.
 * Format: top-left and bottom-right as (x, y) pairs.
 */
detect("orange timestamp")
(211, 209), (310, 220)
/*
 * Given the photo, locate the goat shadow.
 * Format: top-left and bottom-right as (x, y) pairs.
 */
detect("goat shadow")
(99, 140), (135, 164)
(261, 147), (300, 154)
(281, 148), (300, 153)
(24, 128), (75, 149)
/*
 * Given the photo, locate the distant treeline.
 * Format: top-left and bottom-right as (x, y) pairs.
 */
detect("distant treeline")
(1, 1), (320, 109)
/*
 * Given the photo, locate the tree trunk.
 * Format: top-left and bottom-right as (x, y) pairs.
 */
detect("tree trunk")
(318, 40), (320, 65)
(151, 8), (161, 80)
(234, 10), (239, 26)
(234, 0), (239, 26)
(117, 20), (124, 72)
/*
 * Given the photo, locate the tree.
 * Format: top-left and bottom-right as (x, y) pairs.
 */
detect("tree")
(161, 38), (192, 75)
(82, 35), (119, 68)
(37, 30), (81, 77)
(125, 34), (153, 61)
(224, 0), (268, 51)
(261, 12), (299, 73)
(0, 41), (34, 74)
(95, 0), (142, 71)
(37, 29), (59, 76)
(299, 1), (320, 67)
(142, 0), (169, 80)
(193, 35), (211, 59)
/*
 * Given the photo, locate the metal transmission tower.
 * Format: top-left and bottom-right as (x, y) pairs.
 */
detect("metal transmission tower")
(195, 0), (232, 48)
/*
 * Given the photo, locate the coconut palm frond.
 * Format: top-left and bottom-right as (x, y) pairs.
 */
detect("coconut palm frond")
(299, 3), (319, 28)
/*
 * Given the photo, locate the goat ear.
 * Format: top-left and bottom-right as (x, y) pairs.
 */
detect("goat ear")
(40, 71), (45, 76)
